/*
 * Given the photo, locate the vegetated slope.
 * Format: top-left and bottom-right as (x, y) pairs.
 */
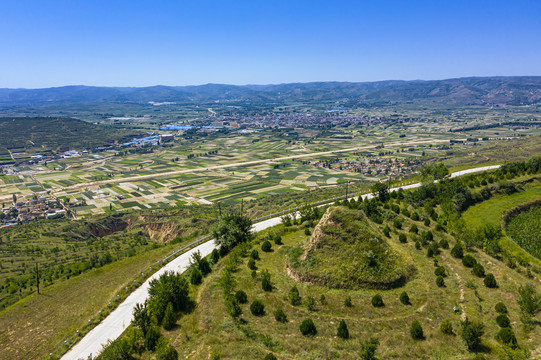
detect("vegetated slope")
(505, 203), (541, 259)
(288, 206), (415, 289)
(0, 117), (135, 151)
(1, 76), (540, 105)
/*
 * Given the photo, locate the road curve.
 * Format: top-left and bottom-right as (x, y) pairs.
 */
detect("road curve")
(61, 164), (500, 360)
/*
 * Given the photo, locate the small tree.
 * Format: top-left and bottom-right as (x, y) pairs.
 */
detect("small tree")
(133, 302), (151, 336)
(439, 239), (449, 249)
(247, 258), (256, 270)
(250, 250), (260, 260)
(436, 276), (445, 287)
(461, 318), (484, 350)
(306, 296), (316, 311)
(400, 291), (410, 305)
(300, 318), (317, 336)
(274, 234), (283, 245)
(145, 326), (162, 351)
(264, 354), (277, 360)
(496, 327), (518, 348)
(434, 266), (446, 277)
(162, 302), (176, 330)
(495, 302), (508, 314)
(289, 285), (301, 305)
(410, 224), (418, 234)
(372, 294), (384, 307)
(517, 284), (541, 327)
(261, 270), (272, 292)
(344, 295), (353, 307)
(462, 255), (477, 268)
(399, 233), (407, 243)
(226, 297), (242, 319)
(393, 218), (402, 229)
(190, 268), (202, 285)
(337, 319), (349, 339)
(274, 308), (287, 323)
(250, 300), (265, 316)
(211, 249), (220, 264)
(451, 243), (464, 259)
(424, 218), (431, 226)
(472, 263), (485, 278)
(410, 320), (424, 340)
(235, 290), (248, 304)
(320, 294), (327, 305)
(383, 225), (390, 238)
(440, 318), (453, 335)
(261, 240), (272, 252)
(496, 314), (510, 328)
(359, 338), (379, 360)
(484, 273), (497, 288)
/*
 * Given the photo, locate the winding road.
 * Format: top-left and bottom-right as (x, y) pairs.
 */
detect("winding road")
(61, 164), (500, 360)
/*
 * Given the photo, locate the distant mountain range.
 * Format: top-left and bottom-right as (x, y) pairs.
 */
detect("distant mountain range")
(1, 76), (541, 106)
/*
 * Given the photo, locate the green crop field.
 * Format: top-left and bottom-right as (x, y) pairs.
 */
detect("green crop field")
(506, 206), (541, 259)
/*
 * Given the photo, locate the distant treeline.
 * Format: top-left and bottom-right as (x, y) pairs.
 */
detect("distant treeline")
(450, 120), (541, 133)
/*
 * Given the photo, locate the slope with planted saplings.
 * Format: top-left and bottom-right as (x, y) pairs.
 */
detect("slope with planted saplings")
(288, 206), (416, 289)
(72, 158), (541, 360)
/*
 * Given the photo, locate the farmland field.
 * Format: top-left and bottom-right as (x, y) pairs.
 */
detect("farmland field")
(506, 206), (541, 259)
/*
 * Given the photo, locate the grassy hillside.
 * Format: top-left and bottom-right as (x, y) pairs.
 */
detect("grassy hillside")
(288, 206), (415, 289)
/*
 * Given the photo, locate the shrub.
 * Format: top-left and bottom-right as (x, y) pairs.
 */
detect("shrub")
(372, 294), (384, 307)
(410, 320), (424, 340)
(427, 247), (434, 258)
(439, 239), (449, 249)
(250, 250), (260, 260)
(415, 241), (421, 250)
(461, 318), (484, 350)
(399, 233), (407, 243)
(337, 319), (349, 339)
(435, 223), (444, 232)
(422, 230), (433, 243)
(261, 240), (272, 252)
(304, 228), (312, 236)
(424, 218), (430, 226)
(411, 212), (420, 221)
(300, 318), (317, 336)
(145, 327), (162, 351)
(484, 273), (497, 288)
(436, 276), (445, 287)
(462, 255), (477, 268)
(496, 327), (518, 348)
(155, 338), (179, 360)
(496, 314), (510, 328)
(393, 218), (402, 229)
(383, 225), (390, 238)
(359, 338), (379, 360)
(289, 286), (301, 305)
(261, 270), (272, 292)
(274, 235), (283, 245)
(211, 249), (220, 264)
(451, 243), (464, 259)
(306, 296), (316, 311)
(320, 294), (327, 305)
(250, 300), (265, 316)
(410, 224), (419, 234)
(189, 268), (202, 285)
(440, 318), (453, 335)
(495, 302), (508, 314)
(402, 208), (410, 217)
(274, 308), (287, 323)
(226, 297), (242, 318)
(400, 291), (410, 305)
(472, 263), (485, 278)
(198, 258), (211, 276)
(264, 354), (277, 360)
(344, 295), (353, 307)
(162, 302), (176, 330)
(247, 258), (256, 270)
(434, 266), (446, 277)
(235, 290), (248, 304)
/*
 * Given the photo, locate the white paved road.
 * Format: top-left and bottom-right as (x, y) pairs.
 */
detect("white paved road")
(61, 164), (501, 360)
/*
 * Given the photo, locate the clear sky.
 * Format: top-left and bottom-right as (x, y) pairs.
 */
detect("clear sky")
(1, 0), (540, 88)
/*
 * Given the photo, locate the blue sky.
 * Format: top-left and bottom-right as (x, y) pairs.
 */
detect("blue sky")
(1, 0), (540, 88)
